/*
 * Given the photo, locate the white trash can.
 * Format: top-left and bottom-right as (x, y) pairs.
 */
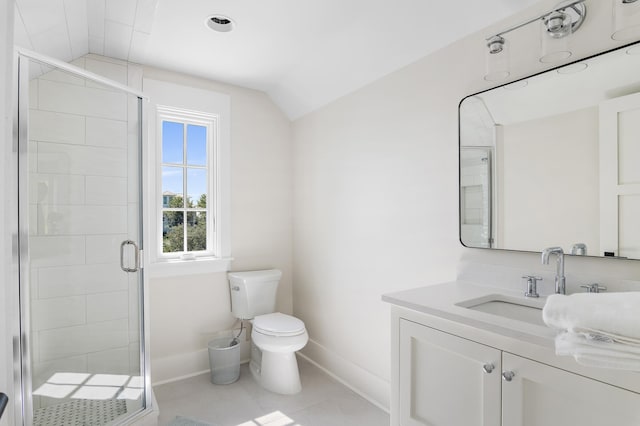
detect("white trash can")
(208, 337), (240, 385)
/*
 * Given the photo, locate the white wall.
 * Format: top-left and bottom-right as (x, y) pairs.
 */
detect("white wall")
(141, 67), (292, 384)
(499, 107), (599, 252)
(1, 0), (14, 424)
(292, 0), (640, 410)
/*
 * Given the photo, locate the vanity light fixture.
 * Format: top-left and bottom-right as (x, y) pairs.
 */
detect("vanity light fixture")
(539, 8), (574, 63)
(484, 0), (587, 80)
(612, 0), (640, 41)
(484, 36), (510, 81)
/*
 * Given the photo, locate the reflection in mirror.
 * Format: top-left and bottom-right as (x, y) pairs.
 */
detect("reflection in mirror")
(459, 41), (640, 260)
(460, 147), (493, 248)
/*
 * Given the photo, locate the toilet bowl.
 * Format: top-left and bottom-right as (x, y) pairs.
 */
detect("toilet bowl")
(228, 270), (308, 395)
(250, 312), (309, 395)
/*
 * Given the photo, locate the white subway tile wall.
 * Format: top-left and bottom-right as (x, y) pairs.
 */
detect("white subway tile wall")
(86, 291), (129, 323)
(28, 56), (141, 406)
(30, 110), (85, 145)
(86, 116), (127, 148)
(37, 143), (128, 176)
(85, 176), (127, 205)
(38, 79), (127, 120)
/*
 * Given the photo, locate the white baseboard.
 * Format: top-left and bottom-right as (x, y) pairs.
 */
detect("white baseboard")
(151, 347), (250, 387)
(151, 348), (209, 386)
(299, 339), (390, 413)
(151, 337), (391, 414)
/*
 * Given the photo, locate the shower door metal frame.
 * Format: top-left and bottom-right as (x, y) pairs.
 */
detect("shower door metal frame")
(13, 48), (151, 426)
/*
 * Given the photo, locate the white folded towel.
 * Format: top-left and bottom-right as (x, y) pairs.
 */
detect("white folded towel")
(543, 292), (640, 371)
(555, 332), (640, 371)
(543, 292), (640, 342)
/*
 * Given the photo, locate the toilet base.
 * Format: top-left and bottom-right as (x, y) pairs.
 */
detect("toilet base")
(250, 349), (302, 395)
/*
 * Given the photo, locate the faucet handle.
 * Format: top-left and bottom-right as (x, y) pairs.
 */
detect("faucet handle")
(522, 275), (542, 298)
(580, 283), (607, 293)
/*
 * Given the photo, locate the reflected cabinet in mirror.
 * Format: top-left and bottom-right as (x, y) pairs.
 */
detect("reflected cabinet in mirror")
(459, 42), (640, 260)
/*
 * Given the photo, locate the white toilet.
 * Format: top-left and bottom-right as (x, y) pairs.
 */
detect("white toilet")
(228, 269), (308, 395)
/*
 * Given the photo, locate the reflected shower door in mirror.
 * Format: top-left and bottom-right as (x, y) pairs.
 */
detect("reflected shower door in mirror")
(460, 147), (493, 249)
(459, 41), (640, 260)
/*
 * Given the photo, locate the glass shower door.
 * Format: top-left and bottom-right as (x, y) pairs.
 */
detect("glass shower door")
(18, 54), (146, 426)
(460, 147), (493, 248)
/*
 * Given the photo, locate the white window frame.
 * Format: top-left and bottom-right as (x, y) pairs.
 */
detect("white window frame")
(144, 78), (231, 277)
(157, 106), (216, 259)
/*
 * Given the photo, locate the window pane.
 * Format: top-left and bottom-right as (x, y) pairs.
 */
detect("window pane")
(162, 121), (184, 164)
(187, 212), (207, 252)
(162, 167), (184, 208)
(187, 168), (207, 208)
(187, 124), (207, 166)
(163, 211), (184, 252)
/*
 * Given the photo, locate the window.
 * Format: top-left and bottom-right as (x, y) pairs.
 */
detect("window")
(157, 107), (215, 259)
(145, 79), (231, 277)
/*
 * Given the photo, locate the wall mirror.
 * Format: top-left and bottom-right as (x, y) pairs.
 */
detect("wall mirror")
(459, 41), (640, 260)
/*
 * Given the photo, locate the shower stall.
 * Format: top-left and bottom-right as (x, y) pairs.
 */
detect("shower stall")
(460, 147), (493, 249)
(12, 50), (152, 425)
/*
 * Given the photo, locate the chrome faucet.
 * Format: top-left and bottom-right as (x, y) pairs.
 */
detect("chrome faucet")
(541, 247), (566, 294)
(570, 243), (587, 256)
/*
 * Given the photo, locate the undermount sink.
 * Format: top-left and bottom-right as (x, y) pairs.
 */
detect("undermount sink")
(456, 294), (546, 326)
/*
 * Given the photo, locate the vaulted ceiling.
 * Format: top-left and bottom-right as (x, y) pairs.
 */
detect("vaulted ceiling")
(14, 0), (541, 119)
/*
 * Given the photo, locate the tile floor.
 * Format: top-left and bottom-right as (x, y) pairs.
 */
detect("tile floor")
(153, 357), (390, 426)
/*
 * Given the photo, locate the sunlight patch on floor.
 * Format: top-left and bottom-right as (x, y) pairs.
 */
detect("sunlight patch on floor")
(236, 410), (302, 426)
(32, 372), (143, 401)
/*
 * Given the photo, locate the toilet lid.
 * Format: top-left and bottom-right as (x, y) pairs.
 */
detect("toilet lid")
(253, 313), (306, 337)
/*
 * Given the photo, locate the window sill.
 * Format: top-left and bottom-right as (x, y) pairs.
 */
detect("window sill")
(145, 256), (233, 279)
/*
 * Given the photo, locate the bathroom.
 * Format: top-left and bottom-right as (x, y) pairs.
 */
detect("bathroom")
(2, 0), (640, 425)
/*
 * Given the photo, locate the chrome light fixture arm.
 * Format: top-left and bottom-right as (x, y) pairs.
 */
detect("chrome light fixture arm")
(486, 0), (587, 42)
(483, 0), (587, 80)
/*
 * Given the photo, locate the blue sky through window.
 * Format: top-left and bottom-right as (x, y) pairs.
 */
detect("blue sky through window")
(162, 121), (207, 205)
(162, 167), (183, 194)
(187, 124), (207, 166)
(162, 121), (183, 164)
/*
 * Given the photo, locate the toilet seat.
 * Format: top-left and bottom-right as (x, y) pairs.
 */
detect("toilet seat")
(253, 312), (306, 337)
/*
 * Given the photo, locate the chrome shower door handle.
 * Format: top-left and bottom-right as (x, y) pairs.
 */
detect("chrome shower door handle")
(120, 240), (140, 273)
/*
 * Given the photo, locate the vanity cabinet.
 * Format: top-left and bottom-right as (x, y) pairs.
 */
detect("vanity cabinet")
(399, 319), (501, 425)
(397, 318), (640, 426)
(501, 353), (640, 426)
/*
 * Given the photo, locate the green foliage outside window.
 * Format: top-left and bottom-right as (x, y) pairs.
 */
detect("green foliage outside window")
(163, 194), (207, 252)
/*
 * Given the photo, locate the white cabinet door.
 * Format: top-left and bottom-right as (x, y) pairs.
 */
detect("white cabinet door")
(502, 352), (640, 426)
(599, 92), (640, 258)
(399, 319), (501, 426)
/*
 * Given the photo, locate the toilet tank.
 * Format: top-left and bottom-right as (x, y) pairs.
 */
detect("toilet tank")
(228, 269), (282, 319)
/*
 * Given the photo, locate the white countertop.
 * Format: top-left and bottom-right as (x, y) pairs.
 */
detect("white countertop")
(383, 280), (640, 393)
(382, 280), (558, 348)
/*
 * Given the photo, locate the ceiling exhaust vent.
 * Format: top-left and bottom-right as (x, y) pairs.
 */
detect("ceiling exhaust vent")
(206, 15), (235, 33)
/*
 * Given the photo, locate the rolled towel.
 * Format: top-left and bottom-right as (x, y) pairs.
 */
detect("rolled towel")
(555, 332), (640, 371)
(542, 292), (640, 342)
